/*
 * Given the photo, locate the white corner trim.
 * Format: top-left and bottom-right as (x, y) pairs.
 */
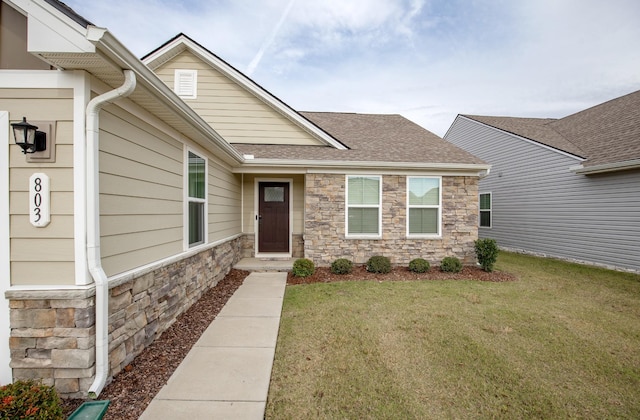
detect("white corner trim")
(73, 71), (91, 285)
(0, 111), (12, 383)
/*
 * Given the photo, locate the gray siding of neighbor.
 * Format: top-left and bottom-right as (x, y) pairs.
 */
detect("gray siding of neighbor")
(445, 116), (640, 272)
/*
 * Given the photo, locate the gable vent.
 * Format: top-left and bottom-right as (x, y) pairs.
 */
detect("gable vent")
(174, 69), (197, 99)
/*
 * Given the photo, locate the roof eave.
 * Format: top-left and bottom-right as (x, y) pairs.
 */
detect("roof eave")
(234, 158), (491, 175)
(570, 159), (640, 175)
(93, 31), (246, 165)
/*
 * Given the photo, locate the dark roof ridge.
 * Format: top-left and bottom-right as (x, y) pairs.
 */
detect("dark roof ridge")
(45, 0), (93, 28)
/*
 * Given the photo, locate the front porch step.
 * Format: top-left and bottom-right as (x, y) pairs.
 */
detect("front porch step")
(233, 258), (294, 272)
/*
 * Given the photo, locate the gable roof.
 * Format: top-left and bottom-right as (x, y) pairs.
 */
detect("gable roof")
(234, 112), (487, 169)
(142, 33), (347, 151)
(17, 1), (489, 175)
(13, 0), (244, 166)
(462, 89), (640, 174)
(551, 90), (640, 168)
(463, 115), (586, 158)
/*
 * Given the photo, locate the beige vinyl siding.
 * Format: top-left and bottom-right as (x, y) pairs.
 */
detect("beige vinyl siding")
(99, 106), (184, 276)
(155, 51), (324, 146)
(207, 161), (242, 242)
(5, 89), (75, 286)
(242, 174), (304, 234)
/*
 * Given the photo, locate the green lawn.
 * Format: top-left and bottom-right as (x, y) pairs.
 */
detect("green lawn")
(266, 252), (640, 419)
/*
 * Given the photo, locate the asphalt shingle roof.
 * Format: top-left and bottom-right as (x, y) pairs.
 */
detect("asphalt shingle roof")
(233, 112), (486, 166)
(464, 89), (640, 168)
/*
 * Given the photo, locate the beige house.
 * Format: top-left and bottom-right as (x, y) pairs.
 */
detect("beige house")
(1, 0), (489, 397)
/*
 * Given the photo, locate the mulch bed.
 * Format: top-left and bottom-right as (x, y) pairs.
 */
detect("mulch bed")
(61, 269), (249, 420)
(288, 265), (517, 285)
(62, 264), (514, 418)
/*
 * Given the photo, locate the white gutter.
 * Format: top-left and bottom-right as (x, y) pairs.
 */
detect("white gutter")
(479, 167), (491, 179)
(570, 159), (640, 175)
(86, 70), (137, 399)
(235, 159), (491, 174)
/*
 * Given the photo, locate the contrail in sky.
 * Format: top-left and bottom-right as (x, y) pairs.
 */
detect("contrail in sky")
(246, 0), (297, 76)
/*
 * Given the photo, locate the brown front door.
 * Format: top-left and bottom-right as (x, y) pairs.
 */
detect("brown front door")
(258, 182), (290, 253)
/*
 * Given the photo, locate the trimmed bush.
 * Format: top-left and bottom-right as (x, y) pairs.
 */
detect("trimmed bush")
(331, 258), (353, 275)
(440, 256), (462, 273)
(409, 258), (430, 273)
(292, 258), (315, 277)
(366, 256), (392, 274)
(475, 238), (499, 272)
(0, 380), (63, 419)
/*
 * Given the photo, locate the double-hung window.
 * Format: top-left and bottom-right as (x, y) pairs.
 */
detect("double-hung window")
(187, 151), (206, 247)
(479, 192), (491, 228)
(346, 175), (381, 237)
(407, 177), (441, 237)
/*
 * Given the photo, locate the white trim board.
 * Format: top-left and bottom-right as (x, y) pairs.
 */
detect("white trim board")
(0, 111), (13, 383)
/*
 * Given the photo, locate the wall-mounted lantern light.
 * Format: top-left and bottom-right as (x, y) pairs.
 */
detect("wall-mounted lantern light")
(11, 117), (47, 154)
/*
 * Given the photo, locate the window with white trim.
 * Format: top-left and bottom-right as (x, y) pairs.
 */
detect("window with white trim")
(174, 69), (197, 99)
(479, 192), (491, 228)
(187, 151), (206, 246)
(407, 177), (441, 236)
(346, 175), (381, 237)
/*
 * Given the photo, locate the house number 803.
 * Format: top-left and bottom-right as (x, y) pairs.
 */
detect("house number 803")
(29, 173), (50, 227)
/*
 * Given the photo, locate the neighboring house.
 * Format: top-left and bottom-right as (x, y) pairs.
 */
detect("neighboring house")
(1, 0), (488, 397)
(445, 90), (640, 272)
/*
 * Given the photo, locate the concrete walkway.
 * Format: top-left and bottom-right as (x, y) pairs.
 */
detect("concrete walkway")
(140, 272), (287, 419)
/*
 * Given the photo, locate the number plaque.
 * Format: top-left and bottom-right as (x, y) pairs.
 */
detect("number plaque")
(29, 173), (50, 227)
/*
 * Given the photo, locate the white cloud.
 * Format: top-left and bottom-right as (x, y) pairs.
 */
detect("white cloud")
(63, 0), (640, 136)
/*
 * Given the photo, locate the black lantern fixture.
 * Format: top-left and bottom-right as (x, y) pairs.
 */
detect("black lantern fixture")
(11, 117), (47, 154)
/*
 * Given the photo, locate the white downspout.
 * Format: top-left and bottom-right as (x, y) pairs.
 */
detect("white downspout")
(86, 70), (136, 398)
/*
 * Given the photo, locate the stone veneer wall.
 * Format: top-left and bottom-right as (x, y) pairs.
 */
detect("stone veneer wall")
(241, 233), (304, 258)
(8, 237), (242, 398)
(304, 174), (479, 266)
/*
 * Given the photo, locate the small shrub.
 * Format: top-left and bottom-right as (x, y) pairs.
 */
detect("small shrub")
(409, 258), (430, 273)
(0, 380), (63, 419)
(366, 256), (391, 274)
(440, 256), (462, 273)
(475, 238), (499, 272)
(292, 258), (315, 277)
(331, 258), (353, 275)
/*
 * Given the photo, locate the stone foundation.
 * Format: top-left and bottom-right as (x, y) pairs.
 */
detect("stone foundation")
(8, 237), (242, 398)
(240, 233), (304, 258)
(304, 174), (479, 266)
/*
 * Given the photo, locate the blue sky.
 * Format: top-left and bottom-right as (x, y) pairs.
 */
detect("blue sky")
(64, 0), (640, 135)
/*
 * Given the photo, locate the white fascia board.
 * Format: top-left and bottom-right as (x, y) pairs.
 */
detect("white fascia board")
(90, 31), (245, 165)
(0, 70), (79, 88)
(13, 0), (97, 56)
(235, 159), (491, 176)
(570, 159), (640, 175)
(458, 115), (586, 162)
(143, 36), (347, 150)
